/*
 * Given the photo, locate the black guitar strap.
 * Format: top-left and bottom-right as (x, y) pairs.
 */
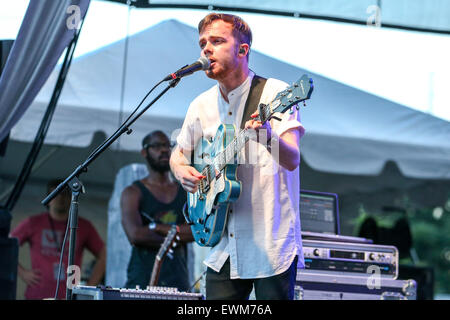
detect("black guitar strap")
(238, 74), (267, 169)
(240, 75), (267, 129)
(189, 75), (267, 165)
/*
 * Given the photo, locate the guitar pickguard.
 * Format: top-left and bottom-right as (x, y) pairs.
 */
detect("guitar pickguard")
(188, 173), (225, 214)
(204, 173), (225, 215)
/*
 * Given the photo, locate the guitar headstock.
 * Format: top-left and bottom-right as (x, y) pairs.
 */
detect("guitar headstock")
(156, 225), (179, 261)
(259, 74), (314, 123)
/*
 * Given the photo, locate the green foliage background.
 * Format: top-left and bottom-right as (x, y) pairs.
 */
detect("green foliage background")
(352, 196), (450, 294)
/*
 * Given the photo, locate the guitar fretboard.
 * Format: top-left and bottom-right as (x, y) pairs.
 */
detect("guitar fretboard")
(210, 75), (312, 176)
(214, 128), (249, 171)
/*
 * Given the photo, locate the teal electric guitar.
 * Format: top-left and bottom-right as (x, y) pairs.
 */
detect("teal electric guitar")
(184, 75), (314, 247)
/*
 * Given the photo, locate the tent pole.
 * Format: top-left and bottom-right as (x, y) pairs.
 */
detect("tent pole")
(117, 1), (132, 151)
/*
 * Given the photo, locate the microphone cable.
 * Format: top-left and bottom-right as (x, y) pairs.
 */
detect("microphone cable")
(84, 56), (208, 162)
(53, 214), (70, 300)
(188, 270), (207, 293)
(85, 78), (165, 162)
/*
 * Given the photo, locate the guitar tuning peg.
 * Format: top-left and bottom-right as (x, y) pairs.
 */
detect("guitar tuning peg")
(172, 242), (178, 248)
(176, 235), (180, 241)
(296, 105), (300, 110)
(303, 101), (307, 107)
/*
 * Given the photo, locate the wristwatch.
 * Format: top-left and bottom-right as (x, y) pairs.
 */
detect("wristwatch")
(148, 222), (157, 231)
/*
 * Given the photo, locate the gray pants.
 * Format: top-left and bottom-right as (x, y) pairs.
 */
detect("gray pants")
(205, 256), (298, 300)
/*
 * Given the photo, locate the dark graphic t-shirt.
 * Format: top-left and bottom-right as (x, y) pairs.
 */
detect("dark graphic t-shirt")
(125, 180), (189, 291)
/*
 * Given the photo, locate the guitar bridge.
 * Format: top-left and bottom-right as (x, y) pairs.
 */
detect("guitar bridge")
(200, 164), (216, 194)
(199, 178), (209, 194)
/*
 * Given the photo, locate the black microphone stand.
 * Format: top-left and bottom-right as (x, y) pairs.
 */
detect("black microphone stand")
(41, 77), (181, 300)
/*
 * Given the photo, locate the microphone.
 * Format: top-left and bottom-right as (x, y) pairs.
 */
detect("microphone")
(163, 56), (210, 81)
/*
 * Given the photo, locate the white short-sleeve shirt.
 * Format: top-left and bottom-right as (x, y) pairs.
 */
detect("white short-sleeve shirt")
(177, 71), (305, 279)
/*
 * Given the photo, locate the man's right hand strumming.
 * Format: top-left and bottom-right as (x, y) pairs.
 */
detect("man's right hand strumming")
(170, 145), (205, 193)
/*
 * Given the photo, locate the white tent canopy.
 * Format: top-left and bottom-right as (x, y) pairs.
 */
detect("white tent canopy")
(105, 0), (450, 33)
(9, 19), (450, 181)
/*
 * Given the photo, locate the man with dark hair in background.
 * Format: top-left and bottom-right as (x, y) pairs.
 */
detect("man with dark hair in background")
(10, 179), (106, 299)
(121, 130), (193, 291)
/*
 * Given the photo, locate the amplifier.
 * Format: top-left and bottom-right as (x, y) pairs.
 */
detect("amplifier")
(72, 285), (204, 300)
(295, 273), (416, 300)
(302, 239), (398, 279)
(301, 231), (373, 244)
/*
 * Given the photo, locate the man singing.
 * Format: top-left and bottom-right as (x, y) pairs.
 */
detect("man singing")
(170, 13), (305, 300)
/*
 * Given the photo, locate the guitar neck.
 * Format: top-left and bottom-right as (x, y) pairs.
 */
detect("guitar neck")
(217, 128), (250, 171)
(213, 75), (313, 175)
(149, 256), (162, 287)
(149, 225), (178, 287)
